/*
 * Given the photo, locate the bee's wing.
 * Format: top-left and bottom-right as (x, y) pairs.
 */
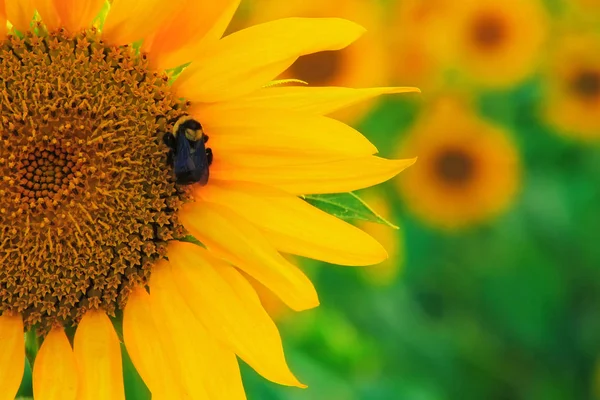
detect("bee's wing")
(174, 133), (195, 174)
(191, 140), (210, 185)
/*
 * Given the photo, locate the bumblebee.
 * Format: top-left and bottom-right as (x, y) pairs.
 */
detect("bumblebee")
(163, 116), (213, 185)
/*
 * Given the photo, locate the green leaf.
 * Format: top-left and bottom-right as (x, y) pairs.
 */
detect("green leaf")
(303, 192), (398, 229)
(121, 344), (151, 400)
(16, 357), (33, 398)
(92, 0), (111, 30)
(168, 62), (192, 85)
(24, 330), (40, 367)
(179, 235), (204, 247)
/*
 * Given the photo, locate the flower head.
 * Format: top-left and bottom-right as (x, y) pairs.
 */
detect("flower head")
(449, 0), (548, 88)
(542, 31), (600, 140)
(0, 0), (416, 398)
(388, 0), (454, 93)
(396, 98), (520, 230)
(233, 0), (394, 123)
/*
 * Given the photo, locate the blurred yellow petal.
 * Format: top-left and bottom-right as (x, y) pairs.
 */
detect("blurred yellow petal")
(180, 201), (319, 311)
(123, 287), (181, 399)
(169, 241), (305, 387)
(102, 0), (181, 46)
(5, 0), (34, 32)
(193, 104), (376, 168)
(195, 181), (387, 265)
(33, 327), (78, 400)
(147, 0), (241, 70)
(234, 86), (420, 115)
(173, 18), (365, 103)
(74, 311), (125, 400)
(0, 314), (24, 400)
(212, 156), (417, 195)
(149, 260), (246, 400)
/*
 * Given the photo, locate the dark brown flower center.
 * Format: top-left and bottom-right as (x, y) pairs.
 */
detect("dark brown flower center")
(0, 27), (189, 332)
(15, 140), (87, 204)
(470, 12), (507, 51)
(289, 51), (342, 86)
(434, 148), (476, 186)
(570, 69), (600, 101)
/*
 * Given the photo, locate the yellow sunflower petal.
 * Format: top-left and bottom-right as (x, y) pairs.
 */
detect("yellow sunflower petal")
(180, 201), (319, 311)
(47, 0), (104, 33)
(123, 287), (181, 399)
(0, 0), (7, 39)
(233, 86), (420, 115)
(173, 18), (365, 103)
(5, 0), (35, 32)
(168, 241), (305, 387)
(0, 314), (24, 400)
(32, 327), (78, 400)
(102, 0), (181, 46)
(195, 0), (240, 43)
(194, 181), (387, 265)
(193, 104), (377, 167)
(212, 156), (417, 195)
(146, 0), (241, 70)
(73, 310), (125, 400)
(32, 0), (60, 31)
(149, 260), (246, 400)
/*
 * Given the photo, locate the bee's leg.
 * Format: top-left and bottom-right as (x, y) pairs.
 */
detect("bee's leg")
(166, 150), (174, 166)
(203, 134), (209, 143)
(163, 132), (176, 150)
(206, 148), (213, 166)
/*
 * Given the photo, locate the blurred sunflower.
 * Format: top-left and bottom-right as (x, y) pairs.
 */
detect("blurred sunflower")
(356, 191), (404, 287)
(449, 0), (548, 88)
(0, 0), (417, 398)
(388, 0), (454, 93)
(570, 0), (600, 15)
(542, 31), (600, 140)
(236, 0), (394, 123)
(396, 98), (520, 230)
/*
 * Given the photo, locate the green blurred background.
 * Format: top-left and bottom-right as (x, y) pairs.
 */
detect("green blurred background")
(230, 0), (600, 399)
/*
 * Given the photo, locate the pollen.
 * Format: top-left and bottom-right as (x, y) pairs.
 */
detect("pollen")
(0, 28), (189, 332)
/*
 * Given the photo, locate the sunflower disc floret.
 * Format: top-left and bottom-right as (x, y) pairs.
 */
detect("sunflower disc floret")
(0, 28), (189, 331)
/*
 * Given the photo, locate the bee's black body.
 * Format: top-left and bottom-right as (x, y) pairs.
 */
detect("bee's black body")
(163, 117), (213, 186)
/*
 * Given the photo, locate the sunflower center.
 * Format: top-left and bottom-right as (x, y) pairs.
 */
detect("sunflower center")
(570, 69), (600, 101)
(471, 12), (507, 51)
(0, 28), (190, 331)
(289, 51), (342, 86)
(15, 140), (87, 205)
(434, 148), (475, 186)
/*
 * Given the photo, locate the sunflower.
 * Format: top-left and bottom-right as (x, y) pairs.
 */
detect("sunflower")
(448, 0), (548, 88)
(387, 0), (454, 94)
(236, 0), (394, 123)
(0, 0), (417, 398)
(542, 31), (600, 140)
(569, 0), (600, 15)
(396, 98), (520, 230)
